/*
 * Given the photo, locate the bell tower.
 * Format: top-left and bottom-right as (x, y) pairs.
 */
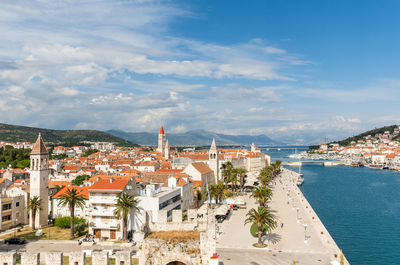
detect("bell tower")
(157, 125), (166, 155)
(29, 133), (49, 228)
(208, 138), (219, 183)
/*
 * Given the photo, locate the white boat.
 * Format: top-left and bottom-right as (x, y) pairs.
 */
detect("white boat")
(297, 176), (304, 186)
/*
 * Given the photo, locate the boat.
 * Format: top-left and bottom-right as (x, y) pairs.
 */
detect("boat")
(297, 176), (304, 186)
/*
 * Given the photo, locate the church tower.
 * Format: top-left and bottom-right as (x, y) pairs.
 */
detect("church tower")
(29, 133), (49, 228)
(208, 138), (219, 183)
(157, 125), (166, 155)
(164, 139), (169, 160)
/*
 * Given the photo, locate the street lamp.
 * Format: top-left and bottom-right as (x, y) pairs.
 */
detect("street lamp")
(303, 224), (308, 242)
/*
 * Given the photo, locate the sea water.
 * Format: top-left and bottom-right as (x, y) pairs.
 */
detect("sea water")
(265, 148), (400, 265)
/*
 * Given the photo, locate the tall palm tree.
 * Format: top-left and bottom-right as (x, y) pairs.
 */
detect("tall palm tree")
(27, 196), (41, 231)
(229, 171), (238, 194)
(215, 182), (226, 203)
(245, 206), (276, 247)
(235, 168), (246, 190)
(250, 186), (272, 207)
(221, 162), (234, 183)
(114, 193), (138, 241)
(58, 188), (87, 239)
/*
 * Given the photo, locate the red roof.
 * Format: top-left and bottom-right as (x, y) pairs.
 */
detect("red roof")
(53, 186), (89, 199)
(89, 178), (130, 193)
(159, 125), (165, 135)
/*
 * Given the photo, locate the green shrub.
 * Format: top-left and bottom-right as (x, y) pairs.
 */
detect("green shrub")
(250, 223), (267, 238)
(74, 222), (86, 236)
(54, 217), (86, 228)
(225, 191), (233, 198)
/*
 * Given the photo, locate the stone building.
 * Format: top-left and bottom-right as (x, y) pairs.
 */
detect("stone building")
(29, 134), (49, 228)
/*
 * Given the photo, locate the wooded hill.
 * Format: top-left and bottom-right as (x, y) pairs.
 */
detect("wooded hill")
(0, 123), (138, 147)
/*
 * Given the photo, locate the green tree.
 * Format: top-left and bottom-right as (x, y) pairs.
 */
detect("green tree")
(245, 206), (276, 247)
(250, 186), (272, 207)
(81, 149), (99, 157)
(221, 162), (234, 183)
(57, 188), (87, 239)
(114, 193), (138, 241)
(235, 168), (246, 189)
(72, 175), (90, 186)
(27, 196), (42, 231)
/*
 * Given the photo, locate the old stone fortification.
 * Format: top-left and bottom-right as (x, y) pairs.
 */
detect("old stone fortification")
(0, 209), (217, 265)
(0, 251), (133, 265)
(139, 208), (217, 265)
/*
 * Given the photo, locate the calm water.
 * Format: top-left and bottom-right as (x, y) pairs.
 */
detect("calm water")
(265, 148), (400, 265)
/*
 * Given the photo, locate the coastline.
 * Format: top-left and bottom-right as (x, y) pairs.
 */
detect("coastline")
(279, 167), (350, 264)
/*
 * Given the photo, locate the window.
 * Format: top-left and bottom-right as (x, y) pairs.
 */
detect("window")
(2, 204), (11, 211)
(2, 215), (11, 222)
(16, 202), (20, 207)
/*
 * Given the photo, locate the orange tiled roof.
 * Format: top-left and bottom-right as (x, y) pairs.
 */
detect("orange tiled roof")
(89, 178), (130, 193)
(191, 162), (213, 175)
(53, 186), (89, 199)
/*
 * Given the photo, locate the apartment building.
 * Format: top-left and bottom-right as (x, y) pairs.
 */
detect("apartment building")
(88, 178), (137, 240)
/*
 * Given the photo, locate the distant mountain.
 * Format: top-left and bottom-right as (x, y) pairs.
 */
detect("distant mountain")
(107, 129), (282, 146)
(0, 123), (138, 147)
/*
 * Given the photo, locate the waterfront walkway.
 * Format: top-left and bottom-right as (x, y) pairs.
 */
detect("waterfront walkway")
(217, 168), (348, 265)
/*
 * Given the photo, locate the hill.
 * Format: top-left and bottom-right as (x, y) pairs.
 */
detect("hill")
(107, 129), (282, 146)
(0, 123), (137, 147)
(335, 125), (398, 146)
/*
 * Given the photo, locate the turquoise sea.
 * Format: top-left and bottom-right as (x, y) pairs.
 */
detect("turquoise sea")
(264, 148), (400, 265)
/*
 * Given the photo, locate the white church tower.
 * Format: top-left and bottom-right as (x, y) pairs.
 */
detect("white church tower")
(208, 138), (219, 183)
(29, 133), (49, 228)
(164, 139), (169, 160)
(157, 125), (166, 155)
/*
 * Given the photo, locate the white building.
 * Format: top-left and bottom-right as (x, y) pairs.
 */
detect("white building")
(88, 178), (137, 240)
(52, 186), (89, 218)
(134, 183), (181, 233)
(183, 162), (216, 186)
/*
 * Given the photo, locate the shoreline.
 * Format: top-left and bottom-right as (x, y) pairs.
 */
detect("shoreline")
(279, 167), (350, 264)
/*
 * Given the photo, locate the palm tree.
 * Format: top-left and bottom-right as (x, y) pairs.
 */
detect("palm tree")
(58, 188), (87, 239)
(228, 171), (238, 194)
(27, 196), (41, 231)
(221, 162), (234, 183)
(250, 186), (272, 207)
(57, 188), (87, 239)
(235, 168), (246, 190)
(215, 182), (226, 203)
(114, 193), (138, 241)
(245, 206), (276, 247)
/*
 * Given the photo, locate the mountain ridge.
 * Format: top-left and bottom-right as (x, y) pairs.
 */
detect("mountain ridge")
(0, 123), (137, 147)
(107, 129), (282, 146)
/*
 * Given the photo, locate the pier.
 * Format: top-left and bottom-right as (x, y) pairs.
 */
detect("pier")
(283, 161), (345, 167)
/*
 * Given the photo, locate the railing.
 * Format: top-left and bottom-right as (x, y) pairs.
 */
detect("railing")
(89, 222), (120, 230)
(89, 197), (117, 204)
(90, 209), (115, 217)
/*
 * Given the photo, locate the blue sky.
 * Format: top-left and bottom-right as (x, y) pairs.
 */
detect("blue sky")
(1, 0), (400, 144)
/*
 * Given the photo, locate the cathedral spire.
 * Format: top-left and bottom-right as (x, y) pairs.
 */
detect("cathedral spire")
(159, 125), (165, 135)
(210, 138), (217, 152)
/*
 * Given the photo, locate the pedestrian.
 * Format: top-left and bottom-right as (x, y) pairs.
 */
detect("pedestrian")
(281, 222), (284, 228)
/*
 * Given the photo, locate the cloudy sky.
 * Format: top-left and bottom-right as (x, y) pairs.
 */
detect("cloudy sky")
(1, 0), (400, 144)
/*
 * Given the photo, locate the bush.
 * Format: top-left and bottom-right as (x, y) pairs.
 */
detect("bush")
(54, 217), (86, 228)
(74, 222), (86, 236)
(250, 223), (266, 238)
(225, 191), (233, 198)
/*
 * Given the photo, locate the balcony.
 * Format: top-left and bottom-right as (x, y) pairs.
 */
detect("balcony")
(89, 197), (117, 205)
(89, 221), (120, 230)
(90, 209), (115, 217)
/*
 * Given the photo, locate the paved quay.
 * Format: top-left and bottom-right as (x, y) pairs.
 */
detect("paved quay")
(217, 168), (349, 265)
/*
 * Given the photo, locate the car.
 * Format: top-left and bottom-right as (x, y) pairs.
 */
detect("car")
(4, 237), (26, 245)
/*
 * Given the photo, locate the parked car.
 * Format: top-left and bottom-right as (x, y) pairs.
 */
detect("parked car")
(4, 238), (26, 245)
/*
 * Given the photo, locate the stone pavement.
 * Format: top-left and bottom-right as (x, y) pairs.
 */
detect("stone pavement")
(216, 168), (347, 265)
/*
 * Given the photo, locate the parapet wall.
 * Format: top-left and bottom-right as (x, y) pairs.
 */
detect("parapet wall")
(148, 209), (209, 232)
(0, 251), (133, 265)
